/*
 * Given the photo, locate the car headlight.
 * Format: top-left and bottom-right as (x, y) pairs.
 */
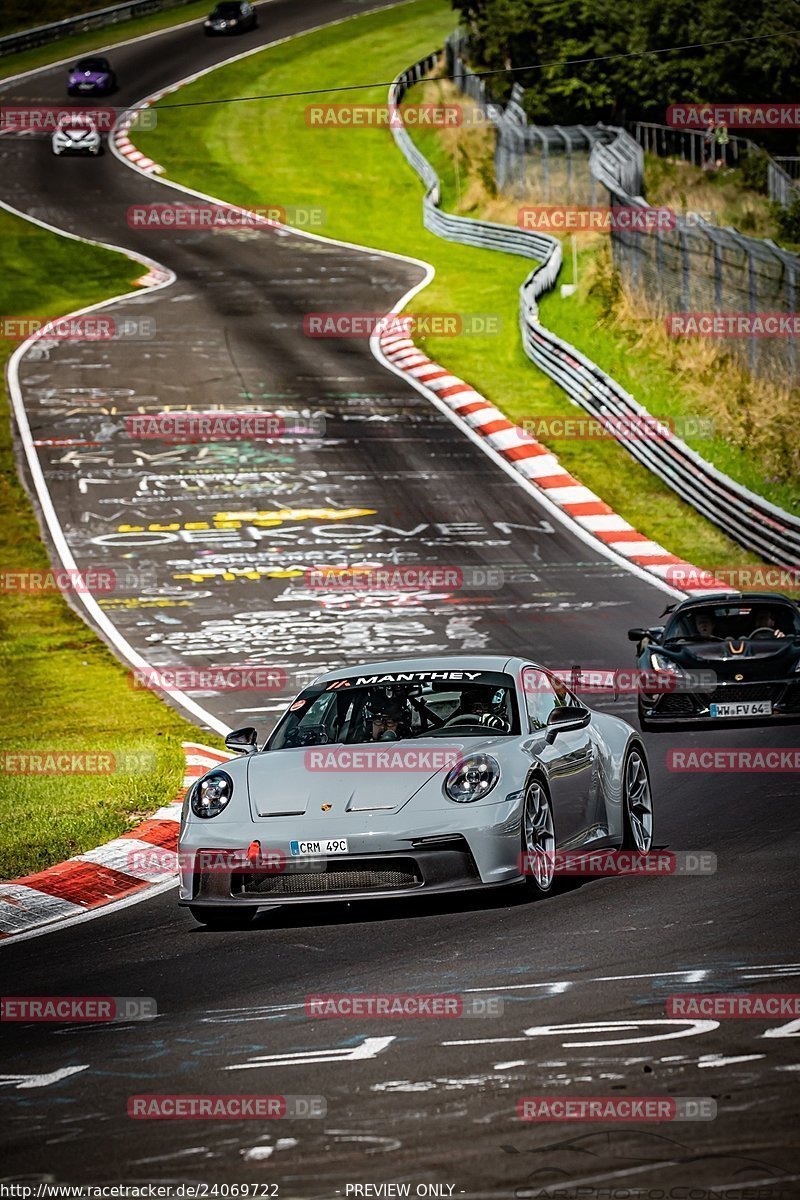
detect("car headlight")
(444, 754), (500, 803)
(649, 651), (682, 675)
(191, 770), (234, 818)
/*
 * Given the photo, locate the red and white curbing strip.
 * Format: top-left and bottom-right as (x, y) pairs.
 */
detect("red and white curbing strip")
(379, 333), (724, 592)
(112, 87), (180, 175)
(0, 742), (230, 940)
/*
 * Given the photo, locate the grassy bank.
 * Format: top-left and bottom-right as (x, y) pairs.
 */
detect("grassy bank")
(0, 208), (207, 879)
(135, 0), (775, 573)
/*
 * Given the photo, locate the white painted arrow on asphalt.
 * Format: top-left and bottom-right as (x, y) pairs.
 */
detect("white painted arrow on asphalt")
(226, 1036), (395, 1070)
(0, 1065), (88, 1089)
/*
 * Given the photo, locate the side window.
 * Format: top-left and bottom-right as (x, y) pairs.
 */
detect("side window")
(521, 667), (567, 730)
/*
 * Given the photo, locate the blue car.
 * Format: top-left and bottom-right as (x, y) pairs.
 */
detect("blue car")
(67, 56), (116, 97)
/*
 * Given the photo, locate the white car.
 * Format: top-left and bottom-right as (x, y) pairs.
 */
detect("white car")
(179, 654), (654, 928)
(52, 114), (102, 156)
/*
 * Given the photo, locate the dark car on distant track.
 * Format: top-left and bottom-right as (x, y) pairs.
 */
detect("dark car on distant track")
(629, 592), (800, 729)
(67, 56), (117, 96)
(203, 1), (258, 34)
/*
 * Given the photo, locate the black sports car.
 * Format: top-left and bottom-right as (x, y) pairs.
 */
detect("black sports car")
(629, 592), (800, 729)
(203, 1), (258, 34)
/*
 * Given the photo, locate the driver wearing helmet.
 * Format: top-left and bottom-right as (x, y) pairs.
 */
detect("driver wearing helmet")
(450, 684), (493, 722)
(369, 695), (410, 741)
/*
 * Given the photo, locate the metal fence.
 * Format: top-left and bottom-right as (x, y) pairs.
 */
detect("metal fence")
(631, 121), (800, 209)
(0, 0), (196, 58)
(445, 35), (799, 388)
(593, 129), (799, 385)
(390, 48), (800, 566)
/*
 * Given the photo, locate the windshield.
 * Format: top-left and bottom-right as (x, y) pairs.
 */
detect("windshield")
(76, 58), (108, 71)
(211, 4), (242, 13)
(267, 671), (520, 749)
(665, 601), (800, 643)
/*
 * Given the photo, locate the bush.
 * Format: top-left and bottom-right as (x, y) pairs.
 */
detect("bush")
(775, 194), (800, 242)
(740, 148), (769, 194)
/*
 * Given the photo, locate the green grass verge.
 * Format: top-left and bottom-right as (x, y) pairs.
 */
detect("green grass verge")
(135, 0), (775, 576)
(0, 0), (211, 81)
(0, 208), (213, 880)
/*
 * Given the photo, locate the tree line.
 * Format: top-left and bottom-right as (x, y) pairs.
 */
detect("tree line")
(451, 0), (800, 142)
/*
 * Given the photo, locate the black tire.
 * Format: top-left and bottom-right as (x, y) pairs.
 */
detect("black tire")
(520, 775), (557, 896)
(188, 905), (257, 929)
(621, 746), (654, 852)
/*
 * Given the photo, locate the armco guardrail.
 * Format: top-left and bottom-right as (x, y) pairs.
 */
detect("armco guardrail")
(0, 0), (195, 58)
(389, 53), (800, 568)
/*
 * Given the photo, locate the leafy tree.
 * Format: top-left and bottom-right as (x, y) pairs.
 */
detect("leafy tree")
(451, 0), (800, 134)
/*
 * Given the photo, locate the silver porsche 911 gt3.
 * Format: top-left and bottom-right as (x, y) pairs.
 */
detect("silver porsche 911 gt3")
(178, 655), (653, 927)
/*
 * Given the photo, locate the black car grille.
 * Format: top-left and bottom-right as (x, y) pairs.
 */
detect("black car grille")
(708, 683), (779, 703)
(654, 694), (697, 715)
(650, 677), (800, 717)
(236, 859), (421, 897)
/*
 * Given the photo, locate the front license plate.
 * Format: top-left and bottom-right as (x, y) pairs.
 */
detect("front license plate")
(290, 838), (348, 857)
(710, 700), (772, 718)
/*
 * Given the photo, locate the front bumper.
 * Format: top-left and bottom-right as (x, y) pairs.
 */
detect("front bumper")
(640, 678), (800, 724)
(53, 142), (100, 154)
(179, 837), (520, 906)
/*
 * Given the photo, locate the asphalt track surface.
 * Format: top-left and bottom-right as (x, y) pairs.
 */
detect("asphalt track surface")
(1, 2), (799, 1193)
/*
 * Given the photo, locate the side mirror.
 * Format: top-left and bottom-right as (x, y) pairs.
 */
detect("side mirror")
(545, 704), (591, 744)
(628, 628), (648, 642)
(224, 726), (258, 755)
